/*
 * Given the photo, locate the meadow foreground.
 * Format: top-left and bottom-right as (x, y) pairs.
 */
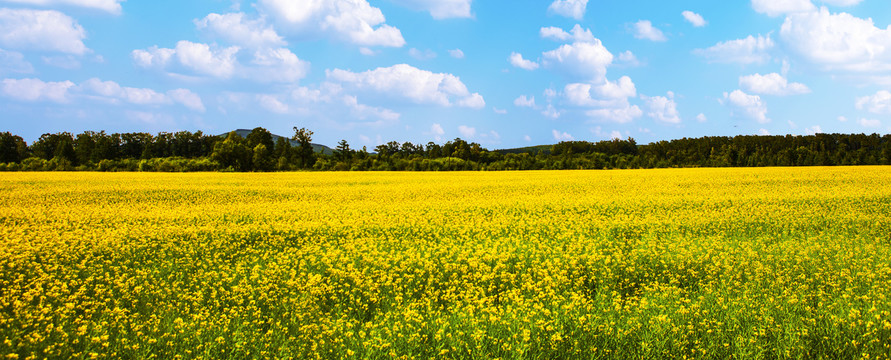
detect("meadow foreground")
(1, 168), (890, 359)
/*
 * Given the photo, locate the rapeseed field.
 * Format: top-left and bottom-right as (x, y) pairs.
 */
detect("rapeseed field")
(1, 168), (890, 359)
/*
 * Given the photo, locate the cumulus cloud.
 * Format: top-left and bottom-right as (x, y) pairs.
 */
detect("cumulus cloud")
(0, 49), (33, 74)
(552, 129), (574, 141)
(697, 113), (708, 122)
(1, 0), (125, 14)
(0, 8), (88, 55)
(642, 92), (680, 124)
(78, 78), (206, 111)
(514, 95), (536, 108)
(780, 8), (891, 72)
(509, 52), (539, 70)
(431, 123), (444, 136)
(1, 77), (73, 102)
(564, 76), (636, 107)
(256, 94), (289, 114)
(633, 20), (667, 42)
(804, 125), (823, 135)
(194, 13), (285, 49)
(409, 48), (437, 60)
(256, 0), (405, 47)
(132, 41), (309, 83)
(448, 49), (464, 59)
(858, 118), (881, 128)
(542, 104), (562, 119)
(585, 105), (643, 124)
(548, 0), (587, 20)
(751, 0), (814, 17)
(458, 125), (476, 138)
(693, 34), (774, 64)
(540, 24), (594, 43)
(856, 90), (891, 114)
(388, 0), (472, 19)
(724, 89), (770, 123)
(682, 11), (707, 27)
(739, 73), (811, 95)
(542, 40), (613, 82)
(327, 64), (485, 109)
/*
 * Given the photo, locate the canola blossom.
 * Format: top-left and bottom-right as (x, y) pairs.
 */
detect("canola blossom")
(1, 168), (890, 359)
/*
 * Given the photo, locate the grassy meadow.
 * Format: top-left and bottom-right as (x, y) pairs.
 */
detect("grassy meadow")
(1, 168), (890, 359)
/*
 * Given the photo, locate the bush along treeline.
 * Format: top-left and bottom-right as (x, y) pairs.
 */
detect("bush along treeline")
(1, 128), (890, 171)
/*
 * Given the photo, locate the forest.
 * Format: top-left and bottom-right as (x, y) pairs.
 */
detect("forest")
(1, 127), (890, 171)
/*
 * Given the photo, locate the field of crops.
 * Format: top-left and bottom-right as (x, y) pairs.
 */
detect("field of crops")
(1, 168), (890, 359)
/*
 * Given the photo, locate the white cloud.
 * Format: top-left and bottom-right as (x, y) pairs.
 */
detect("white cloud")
(542, 40), (613, 81)
(448, 48), (464, 59)
(682, 11), (707, 27)
(132, 42), (309, 83)
(548, 0), (587, 20)
(327, 64), (484, 108)
(759, 128), (771, 135)
(552, 129), (574, 141)
(493, 107), (507, 114)
(77, 78), (206, 112)
(509, 52), (539, 70)
(248, 47), (310, 82)
(633, 20), (667, 42)
(0, 49), (33, 74)
(752, 0), (815, 17)
(804, 125), (823, 135)
(642, 92), (680, 124)
(431, 123), (445, 135)
(544, 88), (557, 99)
(1, 77), (73, 102)
(724, 89), (770, 123)
(194, 13), (285, 49)
(342, 95), (400, 122)
(256, 94), (290, 114)
(1, 0), (124, 14)
(359, 47), (376, 56)
(739, 73), (811, 96)
(858, 118), (881, 128)
(388, 0), (472, 19)
(838, 115), (848, 122)
(514, 95), (536, 108)
(409, 48), (437, 60)
(693, 34), (774, 64)
(457, 93), (485, 109)
(0, 8), (87, 55)
(616, 51), (641, 67)
(697, 113), (707, 122)
(856, 90), (891, 114)
(41, 55), (80, 69)
(540, 24), (594, 43)
(780, 8), (891, 72)
(524, 135), (532, 142)
(542, 104), (562, 119)
(564, 76), (636, 107)
(257, 0), (405, 47)
(585, 105), (643, 124)
(458, 125), (476, 138)
(168, 88), (206, 112)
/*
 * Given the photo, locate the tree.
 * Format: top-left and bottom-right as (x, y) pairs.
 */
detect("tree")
(335, 139), (353, 163)
(212, 131), (251, 171)
(252, 144), (273, 171)
(75, 132), (96, 165)
(246, 127), (275, 152)
(0, 132), (27, 163)
(292, 127), (316, 169)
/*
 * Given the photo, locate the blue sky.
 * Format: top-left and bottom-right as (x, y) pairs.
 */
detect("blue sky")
(2, 0), (891, 149)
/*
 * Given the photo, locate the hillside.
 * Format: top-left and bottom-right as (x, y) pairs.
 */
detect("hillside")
(228, 129), (334, 155)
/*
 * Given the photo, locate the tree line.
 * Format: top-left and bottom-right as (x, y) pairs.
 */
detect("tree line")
(1, 128), (890, 171)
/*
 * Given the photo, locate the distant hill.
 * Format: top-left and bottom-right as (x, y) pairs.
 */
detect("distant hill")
(223, 129), (335, 155)
(494, 145), (553, 155)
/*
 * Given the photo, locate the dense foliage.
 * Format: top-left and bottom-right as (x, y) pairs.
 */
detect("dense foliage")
(1, 128), (890, 171)
(1, 169), (889, 359)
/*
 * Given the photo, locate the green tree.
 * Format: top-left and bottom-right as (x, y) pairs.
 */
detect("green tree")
(0, 132), (27, 163)
(252, 144), (273, 171)
(335, 139), (353, 163)
(212, 132), (252, 171)
(292, 127), (316, 169)
(246, 127), (275, 152)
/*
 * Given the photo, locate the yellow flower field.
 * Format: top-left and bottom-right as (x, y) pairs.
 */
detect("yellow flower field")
(1, 168), (890, 359)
